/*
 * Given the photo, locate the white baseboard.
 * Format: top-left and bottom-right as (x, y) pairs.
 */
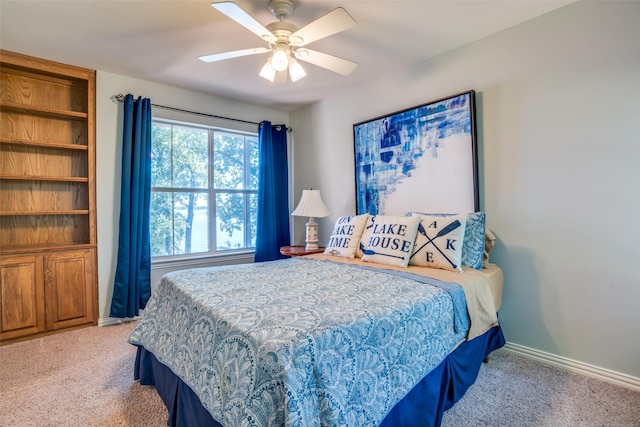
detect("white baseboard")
(98, 317), (137, 327)
(503, 342), (640, 392)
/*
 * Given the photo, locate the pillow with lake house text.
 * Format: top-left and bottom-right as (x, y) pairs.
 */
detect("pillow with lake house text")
(361, 215), (420, 268)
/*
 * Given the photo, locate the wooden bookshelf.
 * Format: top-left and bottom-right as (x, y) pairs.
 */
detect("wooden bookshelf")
(0, 50), (98, 344)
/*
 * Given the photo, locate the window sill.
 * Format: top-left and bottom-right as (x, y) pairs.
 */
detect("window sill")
(151, 250), (255, 270)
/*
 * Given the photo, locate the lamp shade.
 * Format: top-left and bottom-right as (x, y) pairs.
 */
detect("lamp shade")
(291, 190), (330, 218)
(259, 61), (276, 82)
(288, 60), (306, 82)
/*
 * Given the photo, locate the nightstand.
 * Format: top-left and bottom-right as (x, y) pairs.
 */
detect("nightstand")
(280, 246), (325, 257)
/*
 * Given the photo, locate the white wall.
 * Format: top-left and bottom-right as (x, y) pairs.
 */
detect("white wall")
(290, 1), (640, 378)
(95, 72), (289, 322)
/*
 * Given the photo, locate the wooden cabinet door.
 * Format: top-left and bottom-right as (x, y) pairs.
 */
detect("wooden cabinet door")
(0, 255), (45, 341)
(44, 249), (96, 331)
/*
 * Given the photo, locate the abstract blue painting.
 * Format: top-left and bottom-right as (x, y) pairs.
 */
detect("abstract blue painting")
(354, 91), (478, 215)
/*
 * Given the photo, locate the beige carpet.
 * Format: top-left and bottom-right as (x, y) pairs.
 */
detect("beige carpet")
(1, 321), (639, 427)
(441, 348), (640, 427)
(0, 322), (168, 427)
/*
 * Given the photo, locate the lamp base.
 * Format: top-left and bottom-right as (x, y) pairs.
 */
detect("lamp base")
(305, 242), (319, 251)
(305, 218), (319, 251)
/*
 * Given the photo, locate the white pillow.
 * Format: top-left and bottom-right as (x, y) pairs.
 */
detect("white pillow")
(361, 215), (420, 268)
(409, 214), (467, 272)
(323, 214), (369, 258)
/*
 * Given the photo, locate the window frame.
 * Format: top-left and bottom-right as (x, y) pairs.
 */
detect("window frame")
(150, 117), (259, 262)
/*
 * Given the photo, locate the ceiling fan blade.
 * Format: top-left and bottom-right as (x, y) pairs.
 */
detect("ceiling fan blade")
(295, 49), (357, 76)
(199, 47), (270, 63)
(211, 1), (277, 44)
(289, 7), (356, 46)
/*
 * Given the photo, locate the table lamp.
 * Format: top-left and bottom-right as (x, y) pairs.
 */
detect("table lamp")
(291, 189), (331, 251)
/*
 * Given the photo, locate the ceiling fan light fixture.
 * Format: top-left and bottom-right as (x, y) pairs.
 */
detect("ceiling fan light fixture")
(289, 60), (306, 82)
(202, 1), (358, 83)
(271, 46), (289, 71)
(259, 61), (276, 82)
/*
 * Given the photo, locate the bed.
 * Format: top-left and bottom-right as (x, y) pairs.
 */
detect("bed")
(128, 87), (498, 425)
(128, 245), (505, 427)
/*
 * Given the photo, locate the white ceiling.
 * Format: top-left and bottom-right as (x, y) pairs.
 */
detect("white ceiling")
(1, 0), (572, 112)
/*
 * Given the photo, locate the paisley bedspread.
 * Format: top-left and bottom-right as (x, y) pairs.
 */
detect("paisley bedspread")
(128, 257), (470, 427)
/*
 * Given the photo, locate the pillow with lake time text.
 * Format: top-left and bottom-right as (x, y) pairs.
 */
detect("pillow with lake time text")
(361, 215), (420, 268)
(409, 214), (467, 272)
(323, 214), (369, 258)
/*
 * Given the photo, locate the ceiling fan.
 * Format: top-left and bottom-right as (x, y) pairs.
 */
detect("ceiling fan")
(199, 0), (357, 83)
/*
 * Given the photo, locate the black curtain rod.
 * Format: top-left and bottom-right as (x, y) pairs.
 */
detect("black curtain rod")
(111, 94), (291, 131)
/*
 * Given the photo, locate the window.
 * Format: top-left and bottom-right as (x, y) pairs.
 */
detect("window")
(150, 119), (258, 258)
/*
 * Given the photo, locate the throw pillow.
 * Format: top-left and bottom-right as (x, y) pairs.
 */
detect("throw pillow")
(483, 228), (496, 267)
(361, 215), (420, 268)
(409, 214), (467, 272)
(323, 214), (369, 258)
(408, 211), (486, 270)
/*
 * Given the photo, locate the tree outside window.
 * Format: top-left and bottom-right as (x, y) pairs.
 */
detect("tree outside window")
(150, 120), (258, 258)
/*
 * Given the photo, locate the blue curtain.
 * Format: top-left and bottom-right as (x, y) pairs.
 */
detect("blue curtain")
(255, 121), (290, 262)
(110, 94), (152, 318)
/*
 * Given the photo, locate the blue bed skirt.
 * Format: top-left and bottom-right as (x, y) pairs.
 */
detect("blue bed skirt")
(134, 325), (505, 427)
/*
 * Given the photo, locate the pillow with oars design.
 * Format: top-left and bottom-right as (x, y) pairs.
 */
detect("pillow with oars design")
(409, 214), (467, 272)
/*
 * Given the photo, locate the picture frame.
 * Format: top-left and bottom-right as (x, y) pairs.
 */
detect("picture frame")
(353, 90), (479, 215)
